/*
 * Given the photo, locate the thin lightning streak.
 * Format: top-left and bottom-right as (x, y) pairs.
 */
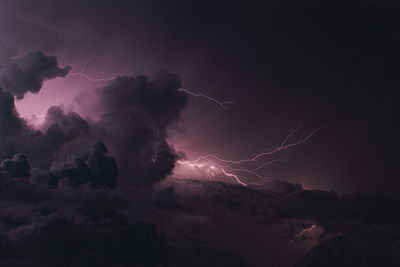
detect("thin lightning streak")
(195, 127), (322, 165)
(280, 121), (312, 147)
(221, 169), (248, 186)
(224, 159), (287, 179)
(176, 125), (322, 185)
(66, 72), (116, 82)
(281, 124), (303, 147)
(178, 157), (271, 180)
(66, 56), (116, 82)
(176, 160), (248, 186)
(64, 59), (233, 108)
(67, 77), (233, 108)
(177, 156), (270, 183)
(81, 57), (91, 73)
(290, 224), (318, 243)
(178, 88), (235, 109)
(280, 126), (299, 147)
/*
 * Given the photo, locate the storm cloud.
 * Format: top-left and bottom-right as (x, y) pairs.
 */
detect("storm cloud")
(0, 54), (188, 187)
(0, 89), (89, 168)
(0, 51), (70, 99)
(58, 70), (188, 186)
(49, 141), (118, 188)
(0, 153), (31, 178)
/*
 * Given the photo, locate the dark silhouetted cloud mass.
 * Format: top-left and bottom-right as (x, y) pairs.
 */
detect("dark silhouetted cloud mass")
(0, 51), (70, 99)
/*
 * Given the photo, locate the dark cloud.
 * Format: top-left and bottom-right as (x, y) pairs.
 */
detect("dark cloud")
(0, 157), (399, 267)
(0, 90), (89, 168)
(25, 220), (173, 267)
(0, 153), (31, 178)
(0, 51), (70, 99)
(39, 106), (89, 158)
(49, 153), (91, 187)
(86, 141), (119, 187)
(162, 178), (400, 266)
(98, 70), (187, 126)
(80, 70), (188, 186)
(50, 141), (118, 188)
(0, 67), (186, 188)
(93, 110), (179, 186)
(0, 88), (23, 138)
(0, 169), (248, 267)
(296, 233), (400, 267)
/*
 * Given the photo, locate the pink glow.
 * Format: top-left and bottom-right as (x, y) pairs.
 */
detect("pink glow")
(173, 125), (321, 185)
(176, 159), (248, 186)
(220, 168), (248, 186)
(15, 77), (100, 125)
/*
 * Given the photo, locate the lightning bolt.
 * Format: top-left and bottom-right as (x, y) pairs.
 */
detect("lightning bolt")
(290, 224), (318, 243)
(176, 160), (248, 186)
(65, 58), (234, 109)
(280, 122), (308, 147)
(178, 88), (234, 109)
(177, 124), (322, 186)
(221, 169), (248, 186)
(194, 127), (322, 165)
(67, 72), (116, 82)
(66, 57), (116, 82)
(225, 158), (288, 179)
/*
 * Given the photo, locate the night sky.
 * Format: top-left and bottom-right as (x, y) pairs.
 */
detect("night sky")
(0, 1), (400, 266)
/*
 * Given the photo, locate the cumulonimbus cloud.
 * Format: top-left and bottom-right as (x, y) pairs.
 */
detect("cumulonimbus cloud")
(0, 49), (188, 188)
